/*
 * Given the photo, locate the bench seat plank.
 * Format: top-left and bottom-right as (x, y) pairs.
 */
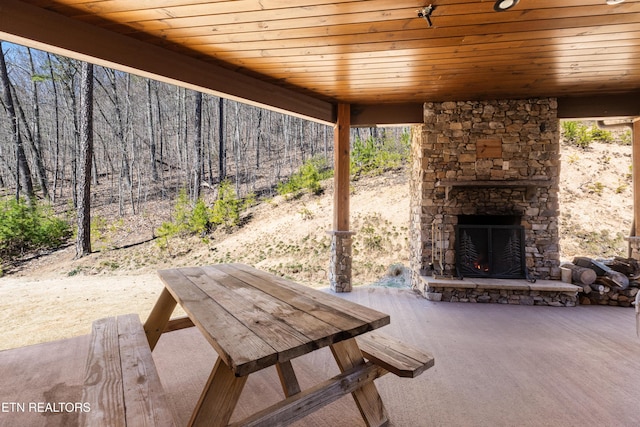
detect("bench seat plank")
(356, 332), (435, 378)
(80, 317), (126, 427)
(117, 314), (175, 427)
(80, 314), (175, 427)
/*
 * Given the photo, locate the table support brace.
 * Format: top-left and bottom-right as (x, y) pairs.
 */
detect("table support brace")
(230, 361), (387, 427)
(189, 358), (248, 427)
(276, 361), (301, 397)
(330, 339), (390, 427)
(144, 287), (177, 351)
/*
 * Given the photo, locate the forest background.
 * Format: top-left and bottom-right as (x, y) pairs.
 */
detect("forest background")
(0, 41), (408, 280)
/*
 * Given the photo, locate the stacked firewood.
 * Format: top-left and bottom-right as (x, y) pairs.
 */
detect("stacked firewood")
(560, 257), (640, 307)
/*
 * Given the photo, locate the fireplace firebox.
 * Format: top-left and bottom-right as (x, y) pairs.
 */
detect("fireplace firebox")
(455, 215), (525, 279)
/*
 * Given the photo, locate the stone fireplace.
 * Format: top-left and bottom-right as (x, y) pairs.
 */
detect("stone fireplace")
(409, 98), (562, 295)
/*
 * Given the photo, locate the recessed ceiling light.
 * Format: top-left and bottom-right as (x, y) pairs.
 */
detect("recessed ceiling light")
(606, 0), (625, 4)
(494, 0), (519, 11)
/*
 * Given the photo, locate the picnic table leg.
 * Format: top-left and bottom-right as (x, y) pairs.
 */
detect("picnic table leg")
(188, 358), (248, 427)
(144, 287), (177, 351)
(276, 361), (301, 397)
(330, 338), (389, 427)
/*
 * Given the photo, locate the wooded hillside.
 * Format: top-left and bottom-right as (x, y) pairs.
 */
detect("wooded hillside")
(0, 42), (344, 210)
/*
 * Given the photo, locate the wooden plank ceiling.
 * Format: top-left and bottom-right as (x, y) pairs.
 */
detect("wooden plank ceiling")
(0, 0), (639, 124)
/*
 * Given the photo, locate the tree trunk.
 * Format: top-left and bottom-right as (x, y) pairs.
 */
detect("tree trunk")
(233, 101), (240, 195)
(153, 81), (165, 190)
(11, 82), (50, 198)
(47, 53), (62, 202)
(191, 91), (203, 202)
(218, 97), (226, 181)
(57, 56), (80, 207)
(146, 79), (159, 182)
(27, 48), (50, 199)
(0, 41), (34, 202)
(76, 61), (93, 258)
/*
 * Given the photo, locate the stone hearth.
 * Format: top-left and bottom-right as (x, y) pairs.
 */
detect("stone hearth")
(421, 277), (580, 307)
(409, 98), (562, 301)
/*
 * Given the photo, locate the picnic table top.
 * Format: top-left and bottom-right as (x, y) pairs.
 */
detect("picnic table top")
(157, 263), (390, 376)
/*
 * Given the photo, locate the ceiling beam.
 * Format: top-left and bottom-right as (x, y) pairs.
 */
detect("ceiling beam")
(0, 0), (335, 125)
(558, 92), (640, 119)
(351, 103), (424, 127)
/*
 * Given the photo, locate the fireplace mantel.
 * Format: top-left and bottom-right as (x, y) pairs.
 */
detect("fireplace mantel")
(436, 179), (550, 200)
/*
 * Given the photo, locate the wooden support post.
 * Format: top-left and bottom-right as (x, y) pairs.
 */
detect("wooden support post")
(630, 118), (640, 259)
(329, 103), (354, 292)
(334, 103), (351, 232)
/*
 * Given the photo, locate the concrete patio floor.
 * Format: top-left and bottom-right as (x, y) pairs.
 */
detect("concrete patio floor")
(1, 286), (639, 426)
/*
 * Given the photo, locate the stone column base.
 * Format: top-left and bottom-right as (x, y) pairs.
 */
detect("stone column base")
(327, 230), (356, 292)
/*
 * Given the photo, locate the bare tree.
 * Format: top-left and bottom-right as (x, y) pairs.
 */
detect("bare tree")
(191, 91), (203, 202)
(46, 53), (62, 201)
(27, 48), (49, 199)
(76, 61), (93, 258)
(146, 79), (159, 182)
(0, 41), (34, 202)
(218, 97), (226, 181)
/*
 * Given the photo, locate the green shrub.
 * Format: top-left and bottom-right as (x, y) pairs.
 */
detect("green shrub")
(277, 156), (332, 196)
(156, 189), (193, 242)
(211, 180), (242, 228)
(157, 182), (252, 246)
(575, 124), (592, 148)
(351, 132), (410, 177)
(562, 121), (592, 148)
(562, 121), (617, 147)
(190, 198), (212, 235)
(0, 197), (71, 259)
(620, 130), (632, 146)
(589, 126), (613, 143)
(561, 121), (579, 142)
(361, 224), (383, 250)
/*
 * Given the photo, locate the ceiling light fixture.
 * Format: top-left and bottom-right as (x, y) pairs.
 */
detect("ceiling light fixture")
(606, 0), (625, 4)
(494, 0), (519, 11)
(417, 5), (435, 27)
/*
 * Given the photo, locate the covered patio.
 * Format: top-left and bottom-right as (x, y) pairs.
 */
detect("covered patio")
(2, 286), (639, 426)
(1, 1), (640, 426)
(2, 0), (640, 292)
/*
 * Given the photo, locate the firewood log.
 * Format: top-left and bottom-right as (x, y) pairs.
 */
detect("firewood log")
(560, 263), (596, 285)
(573, 257), (629, 290)
(602, 257), (640, 277)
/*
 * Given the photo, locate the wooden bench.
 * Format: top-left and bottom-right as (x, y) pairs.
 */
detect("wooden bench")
(79, 313), (175, 427)
(357, 332), (435, 378)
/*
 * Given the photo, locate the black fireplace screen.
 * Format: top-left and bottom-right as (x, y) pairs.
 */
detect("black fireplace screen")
(455, 225), (525, 278)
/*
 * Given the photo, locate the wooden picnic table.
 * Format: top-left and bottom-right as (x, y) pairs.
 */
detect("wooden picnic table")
(143, 263), (432, 427)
